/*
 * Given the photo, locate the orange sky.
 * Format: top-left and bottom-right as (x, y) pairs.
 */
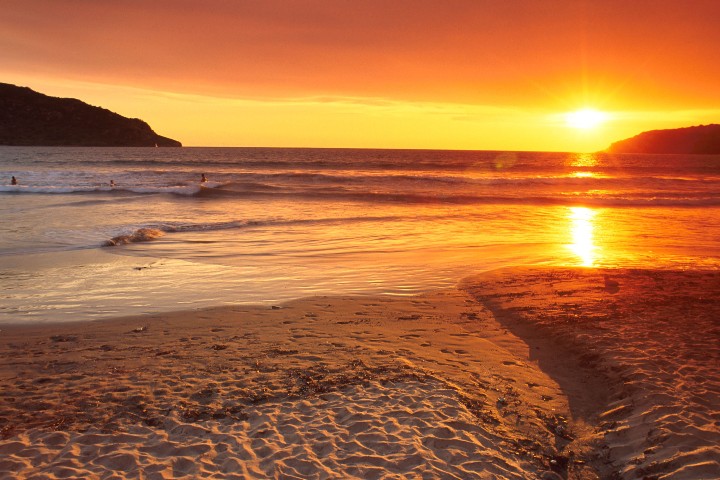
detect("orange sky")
(2, 0), (719, 150)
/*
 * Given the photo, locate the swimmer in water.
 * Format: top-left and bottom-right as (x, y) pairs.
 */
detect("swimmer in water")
(201, 174), (208, 183)
(11, 176), (17, 185)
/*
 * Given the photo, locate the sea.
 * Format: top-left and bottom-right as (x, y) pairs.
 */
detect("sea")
(1, 147), (719, 324)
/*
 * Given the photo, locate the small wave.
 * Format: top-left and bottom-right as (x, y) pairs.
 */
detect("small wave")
(161, 220), (259, 233)
(186, 187), (720, 207)
(102, 220), (256, 247)
(189, 173), (714, 198)
(100, 216), (416, 249)
(121, 185), (205, 195)
(0, 184), (211, 196)
(104, 228), (166, 246)
(0, 185), (112, 194)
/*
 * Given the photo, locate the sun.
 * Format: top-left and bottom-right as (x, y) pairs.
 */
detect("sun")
(565, 108), (608, 129)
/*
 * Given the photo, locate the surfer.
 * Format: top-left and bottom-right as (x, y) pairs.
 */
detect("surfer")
(201, 174), (208, 183)
(11, 176), (17, 185)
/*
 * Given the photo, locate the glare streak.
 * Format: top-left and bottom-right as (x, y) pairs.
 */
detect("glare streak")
(568, 207), (597, 266)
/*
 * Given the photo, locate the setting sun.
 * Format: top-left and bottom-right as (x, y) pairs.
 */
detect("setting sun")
(565, 109), (608, 130)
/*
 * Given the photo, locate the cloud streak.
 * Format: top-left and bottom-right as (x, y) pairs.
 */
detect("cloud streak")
(3, 0), (719, 107)
(2, 1), (719, 149)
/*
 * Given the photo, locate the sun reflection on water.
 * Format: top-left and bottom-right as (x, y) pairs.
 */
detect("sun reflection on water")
(568, 206), (598, 266)
(571, 152), (599, 167)
(567, 153), (602, 180)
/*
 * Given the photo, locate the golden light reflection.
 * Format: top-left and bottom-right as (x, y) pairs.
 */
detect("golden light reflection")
(569, 153), (599, 178)
(571, 153), (599, 167)
(568, 207), (597, 266)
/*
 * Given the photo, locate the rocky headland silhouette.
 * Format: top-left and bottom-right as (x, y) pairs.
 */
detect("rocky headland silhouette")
(607, 124), (720, 154)
(0, 83), (181, 147)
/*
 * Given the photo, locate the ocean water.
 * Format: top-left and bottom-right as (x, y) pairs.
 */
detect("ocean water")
(1, 147), (719, 323)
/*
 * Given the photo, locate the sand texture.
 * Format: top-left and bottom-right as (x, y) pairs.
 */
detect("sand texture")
(462, 268), (720, 479)
(1, 268), (718, 479)
(1, 289), (595, 479)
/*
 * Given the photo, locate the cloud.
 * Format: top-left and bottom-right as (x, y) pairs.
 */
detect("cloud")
(3, 1), (719, 149)
(3, 0), (719, 109)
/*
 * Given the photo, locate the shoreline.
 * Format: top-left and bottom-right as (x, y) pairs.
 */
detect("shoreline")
(462, 267), (720, 479)
(1, 267), (718, 478)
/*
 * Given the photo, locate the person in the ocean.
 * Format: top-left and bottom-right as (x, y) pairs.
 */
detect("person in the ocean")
(110, 180), (116, 187)
(11, 176), (17, 185)
(201, 174), (208, 183)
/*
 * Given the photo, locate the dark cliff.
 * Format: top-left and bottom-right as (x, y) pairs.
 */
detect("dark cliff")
(607, 124), (720, 154)
(0, 83), (181, 147)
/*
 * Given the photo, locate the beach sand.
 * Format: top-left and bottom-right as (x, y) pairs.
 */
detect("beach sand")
(0, 268), (718, 479)
(463, 268), (720, 479)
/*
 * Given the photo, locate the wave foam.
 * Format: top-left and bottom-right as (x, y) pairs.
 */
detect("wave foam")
(103, 228), (166, 247)
(0, 184), (207, 196)
(101, 220), (259, 247)
(5, 175), (718, 208)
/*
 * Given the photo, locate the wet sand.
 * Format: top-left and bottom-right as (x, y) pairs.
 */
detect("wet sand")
(462, 267), (720, 479)
(1, 267), (718, 479)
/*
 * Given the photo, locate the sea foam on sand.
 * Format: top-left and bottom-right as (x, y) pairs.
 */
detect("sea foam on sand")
(1, 268), (718, 479)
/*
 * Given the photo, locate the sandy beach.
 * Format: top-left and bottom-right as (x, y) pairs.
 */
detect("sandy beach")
(462, 268), (720, 479)
(1, 267), (718, 479)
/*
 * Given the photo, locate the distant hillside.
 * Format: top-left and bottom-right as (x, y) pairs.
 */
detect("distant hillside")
(607, 124), (720, 154)
(0, 83), (181, 147)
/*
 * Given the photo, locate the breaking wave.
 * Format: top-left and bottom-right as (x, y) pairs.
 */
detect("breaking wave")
(6, 179), (719, 207)
(195, 187), (720, 207)
(103, 228), (166, 246)
(101, 220), (257, 247)
(0, 184), (206, 195)
(100, 216), (411, 248)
